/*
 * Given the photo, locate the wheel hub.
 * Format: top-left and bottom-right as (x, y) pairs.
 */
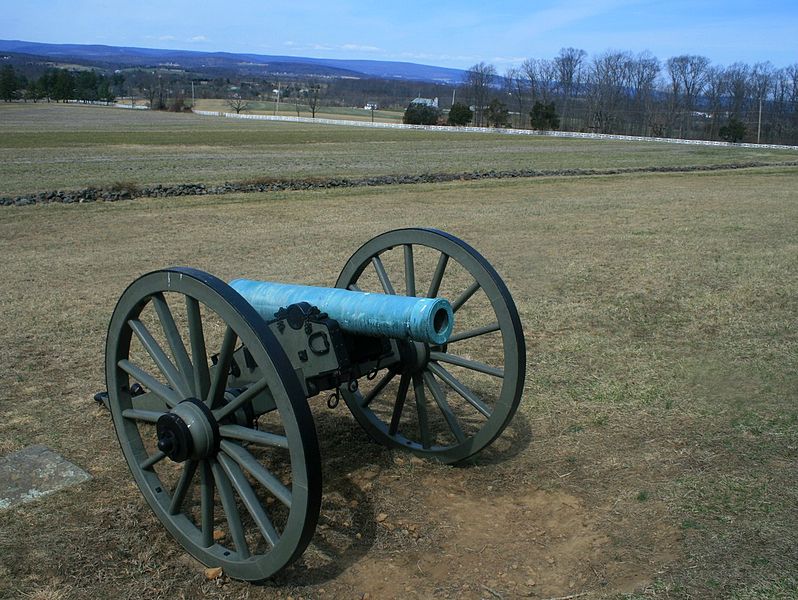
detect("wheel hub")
(156, 398), (220, 462)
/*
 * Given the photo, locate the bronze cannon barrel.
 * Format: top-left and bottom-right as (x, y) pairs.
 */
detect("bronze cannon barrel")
(229, 278), (454, 344)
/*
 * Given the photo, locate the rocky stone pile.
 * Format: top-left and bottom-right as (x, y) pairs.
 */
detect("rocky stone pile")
(2, 162), (795, 207)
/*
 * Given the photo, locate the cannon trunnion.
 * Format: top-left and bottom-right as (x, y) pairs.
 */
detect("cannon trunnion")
(104, 228), (526, 581)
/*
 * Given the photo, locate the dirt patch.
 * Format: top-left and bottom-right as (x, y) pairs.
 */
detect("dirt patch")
(304, 458), (681, 599)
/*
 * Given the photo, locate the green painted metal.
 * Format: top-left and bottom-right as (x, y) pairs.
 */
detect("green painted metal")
(105, 267), (321, 581)
(335, 228), (526, 464)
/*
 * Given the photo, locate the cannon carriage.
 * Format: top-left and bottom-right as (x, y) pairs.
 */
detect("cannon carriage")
(104, 228), (526, 581)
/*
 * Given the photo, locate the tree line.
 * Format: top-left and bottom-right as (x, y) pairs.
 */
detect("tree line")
(461, 50), (798, 144)
(0, 65), (123, 103)
(4, 48), (798, 145)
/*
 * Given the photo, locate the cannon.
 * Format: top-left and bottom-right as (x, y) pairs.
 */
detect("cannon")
(104, 228), (525, 581)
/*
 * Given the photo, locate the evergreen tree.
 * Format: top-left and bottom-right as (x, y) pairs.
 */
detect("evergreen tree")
(719, 117), (746, 143)
(486, 98), (509, 127)
(448, 102), (473, 126)
(74, 71), (99, 100)
(0, 65), (18, 101)
(529, 101), (560, 130)
(403, 102), (439, 125)
(98, 78), (115, 102)
(53, 69), (75, 102)
(38, 70), (57, 101)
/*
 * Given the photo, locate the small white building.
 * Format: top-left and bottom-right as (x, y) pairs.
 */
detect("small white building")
(410, 97), (438, 108)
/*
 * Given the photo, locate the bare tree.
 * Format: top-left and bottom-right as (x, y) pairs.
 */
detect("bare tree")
(627, 52), (659, 135)
(294, 88), (302, 117)
(724, 63), (750, 118)
(667, 55), (710, 137)
(503, 67), (528, 127)
(704, 66), (727, 139)
(521, 58), (558, 105)
(748, 62), (775, 142)
(143, 85), (157, 109)
(307, 82), (322, 118)
(226, 94), (249, 114)
(749, 62), (774, 104)
(587, 51), (630, 133)
(773, 64), (798, 142)
(786, 64), (798, 143)
(554, 47), (587, 129)
(465, 62), (496, 126)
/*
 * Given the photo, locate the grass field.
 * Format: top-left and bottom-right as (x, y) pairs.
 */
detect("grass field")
(1, 103), (797, 197)
(0, 158), (796, 598)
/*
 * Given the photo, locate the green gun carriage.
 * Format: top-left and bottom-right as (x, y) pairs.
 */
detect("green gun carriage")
(103, 228), (526, 581)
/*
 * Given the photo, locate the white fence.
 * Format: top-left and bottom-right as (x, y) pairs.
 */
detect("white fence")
(63, 99), (149, 109)
(192, 109), (798, 151)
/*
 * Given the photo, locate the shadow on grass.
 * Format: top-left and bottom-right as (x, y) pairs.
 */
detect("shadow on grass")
(266, 408), (389, 587)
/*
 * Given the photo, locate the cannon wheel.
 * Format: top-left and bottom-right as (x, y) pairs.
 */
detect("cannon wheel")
(105, 267), (321, 581)
(336, 228), (525, 464)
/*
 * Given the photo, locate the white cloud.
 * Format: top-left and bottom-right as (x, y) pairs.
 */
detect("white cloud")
(491, 56), (528, 66)
(395, 51), (479, 64)
(189, 35), (208, 43)
(341, 43), (381, 53)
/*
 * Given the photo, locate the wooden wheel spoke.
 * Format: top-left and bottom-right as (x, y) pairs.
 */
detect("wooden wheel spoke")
(423, 371), (466, 444)
(388, 373), (411, 436)
(428, 362), (492, 418)
(448, 321), (500, 343)
(219, 424), (289, 449)
(128, 319), (192, 399)
(218, 453), (280, 548)
(221, 440), (292, 508)
(371, 255), (396, 295)
(429, 351), (504, 378)
(211, 458), (250, 559)
(122, 408), (166, 423)
(213, 377), (269, 421)
(404, 244), (416, 297)
(427, 252), (449, 298)
(361, 369), (396, 407)
(151, 293), (194, 391)
(413, 373), (432, 449)
(185, 296), (211, 401)
(169, 460), (199, 515)
(200, 460), (215, 548)
(452, 280), (481, 313)
(139, 449), (167, 470)
(118, 359), (180, 408)
(207, 326), (238, 408)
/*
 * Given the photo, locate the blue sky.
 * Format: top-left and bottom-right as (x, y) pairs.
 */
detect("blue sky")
(2, 0), (796, 69)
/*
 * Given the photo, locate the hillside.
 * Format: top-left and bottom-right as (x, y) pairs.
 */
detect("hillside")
(0, 39), (466, 83)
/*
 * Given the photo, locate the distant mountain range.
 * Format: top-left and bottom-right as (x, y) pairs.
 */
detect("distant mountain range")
(0, 39), (466, 84)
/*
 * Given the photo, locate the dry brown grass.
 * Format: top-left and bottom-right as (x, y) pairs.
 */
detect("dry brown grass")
(0, 167), (796, 599)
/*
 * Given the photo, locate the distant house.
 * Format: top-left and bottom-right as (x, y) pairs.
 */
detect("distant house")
(410, 97), (438, 108)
